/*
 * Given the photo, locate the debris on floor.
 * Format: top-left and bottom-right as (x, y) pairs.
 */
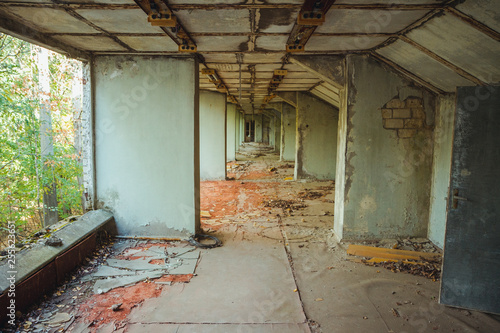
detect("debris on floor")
(263, 198), (308, 214)
(89, 244), (200, 294)
(8, 239), (199, 333)
(366, 259), (442, 281)
(347, 244), (443, 280)
(346, 244), (441, 261)
(298, 190), (325, 200)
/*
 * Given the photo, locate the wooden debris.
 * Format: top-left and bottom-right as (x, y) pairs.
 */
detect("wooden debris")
(346, 244), (440, 261)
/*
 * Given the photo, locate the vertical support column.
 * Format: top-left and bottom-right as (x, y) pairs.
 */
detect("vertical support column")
(235, 110), (240, 153)
(280, 103), (296, 161)
(81, 60), (95, 211)
(94, 55), (200, 237)
(335, 55), (434, 240)
(269, 115), (275, 148)
(200, 91), (227, 180)
(274, 114), (281, 153)
(255, 114), (263, 143)
(428, 94), (456, 249)
(294, 92), (338, 180)
(227, 103), (237, 161)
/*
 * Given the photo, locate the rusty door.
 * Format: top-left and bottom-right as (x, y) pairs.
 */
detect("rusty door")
(440, 86), (500, 314)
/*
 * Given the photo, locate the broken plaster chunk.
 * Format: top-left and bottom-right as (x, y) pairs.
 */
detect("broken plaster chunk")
(106, 258), (167, 271)
(45, 236), (63, 247)
(47, 312), (72, 325)
(93, 271), (164, 294)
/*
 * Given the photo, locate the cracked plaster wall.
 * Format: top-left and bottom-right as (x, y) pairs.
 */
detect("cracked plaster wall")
(337, 54), (435, 239)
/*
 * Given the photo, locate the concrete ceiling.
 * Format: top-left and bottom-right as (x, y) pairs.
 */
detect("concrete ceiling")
(0, 0), (498, 113)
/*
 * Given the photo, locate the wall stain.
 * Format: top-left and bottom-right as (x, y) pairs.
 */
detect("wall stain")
(258, 8), (296, 31)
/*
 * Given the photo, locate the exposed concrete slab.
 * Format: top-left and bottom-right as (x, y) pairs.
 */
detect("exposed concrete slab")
(289, 55), (345, 88)
(200, 91), (227, 180)
(406, 12), (500, 83)
(117, 36), (178, 52)
(0, 210), (114, 293)
(75, 9), (163, 34)
(316, 9), (430, 34)
(306, 36), (388, 52)
(295, 93), (338, 180)
(376, 40), (474, 92)
(5, 7), (100, 34)
(128, 237), (306, 324)
(125, 323), (310, 332)
(53, 36), (127, 52)
(175, 9), (250, 33)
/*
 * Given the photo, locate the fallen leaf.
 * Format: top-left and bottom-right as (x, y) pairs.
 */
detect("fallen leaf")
(315, 298), (323, 301)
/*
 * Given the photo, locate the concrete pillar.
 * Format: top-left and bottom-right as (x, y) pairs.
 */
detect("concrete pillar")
(274, 114), (281, 153)
(255, 114), (263, 143)
(227, 103), (236, 161)
(263, 114), (270, 145)
(428, 94), (456, 249)
(334, 55), (434, 240)
(94, 55), (200, 237)
(81, 61), (94, 211)
(240, 113), (245, 145)
(269, 114), (275, 147)
(200, 91), (227, 180)
(281, 103), (296, 161)
(295, 92), (338, 180)
(235, 110), (240, 152)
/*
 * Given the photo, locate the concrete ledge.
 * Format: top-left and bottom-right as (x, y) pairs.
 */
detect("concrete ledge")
(0, 210), (115, 324)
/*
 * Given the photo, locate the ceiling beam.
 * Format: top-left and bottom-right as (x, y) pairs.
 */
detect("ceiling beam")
(0, 10), (90, 61)
(46, 32), (396, 38)
(51, 0), (135, 52)
(133, 0), (197, 51)
(370, 52), (445, 95)
(0, 2), (447, 10)
(399, 35), (484, 86)
(286, 0), (336, 53)
(445, 7), (500, 42)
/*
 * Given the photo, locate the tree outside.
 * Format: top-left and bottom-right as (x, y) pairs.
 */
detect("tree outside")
(0, 34), (84, 248)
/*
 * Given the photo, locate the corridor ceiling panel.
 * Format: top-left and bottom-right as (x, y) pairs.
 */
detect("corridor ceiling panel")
(0, 0), (498, 112)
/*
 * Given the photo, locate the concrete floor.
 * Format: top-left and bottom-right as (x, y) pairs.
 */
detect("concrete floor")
(124, 143), (499, 333)
(14, 143), (500, 333)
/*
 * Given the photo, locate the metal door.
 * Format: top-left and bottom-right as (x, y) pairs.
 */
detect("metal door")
(440, 86), (500, 314)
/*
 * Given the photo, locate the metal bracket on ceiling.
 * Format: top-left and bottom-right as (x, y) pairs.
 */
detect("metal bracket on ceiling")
(147, 0), (177, 27)
(201, 68), (227, 93)
(137, 0), (197, 53)
(286, 0), (335, 52)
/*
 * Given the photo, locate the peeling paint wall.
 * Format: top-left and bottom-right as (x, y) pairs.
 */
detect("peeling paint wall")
(94, 55), (199, 237)
(200, 91), (227, 180)
(281, 102), (296, 161)
(334, 87), (348, 240)
(227, 103), (236, 161)
(295, 93), (338, 180)
(428, 94), (456, 249)
(81, 61), (94, 211)
(341, 55), (434, 239)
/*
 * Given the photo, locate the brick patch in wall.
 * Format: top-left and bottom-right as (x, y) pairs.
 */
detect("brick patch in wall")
(380, 97), (427, 138)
